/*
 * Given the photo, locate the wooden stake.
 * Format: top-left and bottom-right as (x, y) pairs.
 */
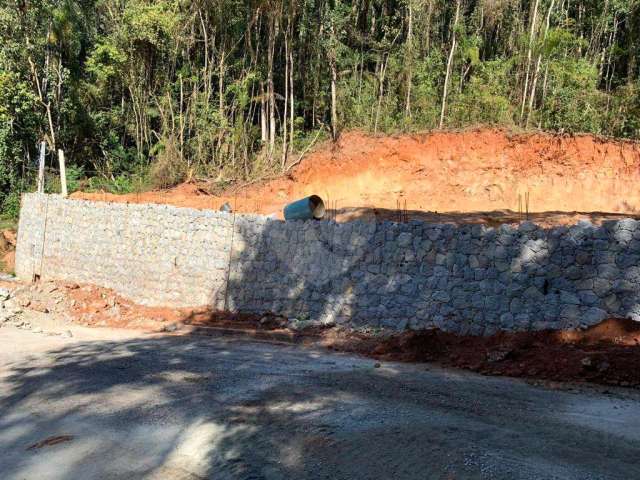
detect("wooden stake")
(57, 149), (68, 197)
(37, 141), (46, 193)
(518, 194), (522, 221)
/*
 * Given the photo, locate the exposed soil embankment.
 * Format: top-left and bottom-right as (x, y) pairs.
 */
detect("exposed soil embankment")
(73, 128), (640, 226)
(0, 230), (16, 274)
(325, 319), (640, 388)
(3, 280), (640, 389)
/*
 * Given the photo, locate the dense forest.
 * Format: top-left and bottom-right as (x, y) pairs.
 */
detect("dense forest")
(1, 0), (639, 217)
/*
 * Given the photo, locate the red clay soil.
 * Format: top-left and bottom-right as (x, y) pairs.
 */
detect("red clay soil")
(73, 128), (640, 227)
(0, 230), (16, 274)
(64, 283), (270, 331)
(324, 318), (640, 388)
(13, 281), (287, 333)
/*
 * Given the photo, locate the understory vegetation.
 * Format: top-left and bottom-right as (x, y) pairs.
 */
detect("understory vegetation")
(1, 0), (639, 217)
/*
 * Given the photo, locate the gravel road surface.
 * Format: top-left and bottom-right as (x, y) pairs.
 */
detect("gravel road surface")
(1, 320), (639, 480)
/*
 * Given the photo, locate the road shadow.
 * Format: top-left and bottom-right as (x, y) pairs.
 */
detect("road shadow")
(1, 333), (640, 479)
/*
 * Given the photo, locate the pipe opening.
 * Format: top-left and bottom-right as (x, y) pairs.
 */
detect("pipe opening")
(309, 195), (325, 220)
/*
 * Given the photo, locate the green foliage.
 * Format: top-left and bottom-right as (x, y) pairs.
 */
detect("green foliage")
(608, 83), (640, 138)
(1, 192), (22, 220)
(540, 58), (606, 133)
(0, 0), (638, 219)
(122, 0), (180, 50)
(448, 58), (516, 127)
(44, 164), (85, 195)
(84, 173), (145, 194)
(86, 43), (127, 84)
(408, 52), (445, 129)
(543, 28), (588, 58)
(0, 72), (39, 210)
(65, 164), (84, 193)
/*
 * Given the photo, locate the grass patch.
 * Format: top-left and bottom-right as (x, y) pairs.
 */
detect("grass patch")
(0, 215), (17, 231)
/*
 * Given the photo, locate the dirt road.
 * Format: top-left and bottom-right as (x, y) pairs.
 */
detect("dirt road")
(1, 318), (640, 479)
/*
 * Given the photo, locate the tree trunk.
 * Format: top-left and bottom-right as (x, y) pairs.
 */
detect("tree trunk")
(330, 54), (338, 140)
(439, 0), (461, 129)
(329, 24), (339, 140)
(179, 74), (184, 164)
(219, 51), (226, 122)
(374, 54), (388, 134)
(260, 82), (268, 142)
(282, 30), (289, 170)
(424, 0), (434, 54)
(526, 0), (555, 128)
(289, 41), (294, 156)
(538, 63), (550, 129)
(627, 4), (639, 84)
(267, 16), (277, 156)
(520, 0), (540, 122)
(405, 0), (413, 118)
(197, 8), (212, 105)
(605, 17), (618, 93)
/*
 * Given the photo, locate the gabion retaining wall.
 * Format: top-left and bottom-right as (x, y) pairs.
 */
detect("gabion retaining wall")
(15, 193), (640, 335)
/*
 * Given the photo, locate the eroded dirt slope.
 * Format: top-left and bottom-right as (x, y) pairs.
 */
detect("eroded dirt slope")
(74, 128), (640, 226)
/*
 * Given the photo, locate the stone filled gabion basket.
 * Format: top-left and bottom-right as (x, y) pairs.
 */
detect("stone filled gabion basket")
(14, 194), (640, 336)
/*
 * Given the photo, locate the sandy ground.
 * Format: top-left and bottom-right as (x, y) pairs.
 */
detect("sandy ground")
(73, 129), (640, 227)
(2, 312), (640, 480)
